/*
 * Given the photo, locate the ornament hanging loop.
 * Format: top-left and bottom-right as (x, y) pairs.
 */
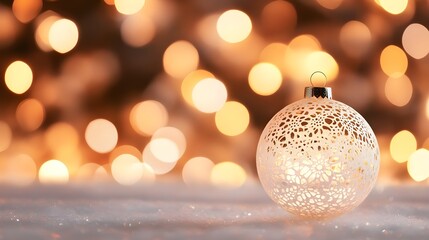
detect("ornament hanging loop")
(310, 71), (328, 87)
(305, 71), (332, 99)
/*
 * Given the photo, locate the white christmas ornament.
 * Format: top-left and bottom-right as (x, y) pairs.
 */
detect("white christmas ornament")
(256, 72), (380, 219)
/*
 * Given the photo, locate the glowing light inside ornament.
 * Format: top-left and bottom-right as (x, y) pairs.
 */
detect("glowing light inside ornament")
(257, 85), (379, 219)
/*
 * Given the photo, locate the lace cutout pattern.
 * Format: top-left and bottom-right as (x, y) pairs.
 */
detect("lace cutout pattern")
(257, 98), (379, 218)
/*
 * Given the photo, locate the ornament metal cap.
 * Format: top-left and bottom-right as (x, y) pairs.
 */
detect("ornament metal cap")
(304, 71), (332, 99)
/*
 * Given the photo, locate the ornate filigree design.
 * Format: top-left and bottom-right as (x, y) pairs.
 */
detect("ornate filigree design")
(257, 98), (380, 218)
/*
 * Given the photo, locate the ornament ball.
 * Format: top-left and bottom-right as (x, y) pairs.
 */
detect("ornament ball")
(256, 73), (380, 219)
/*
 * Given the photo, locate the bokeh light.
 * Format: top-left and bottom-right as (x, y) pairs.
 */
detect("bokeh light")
(149, 138), (180, 163)
(129, 100), (168, 136)
(215, 101), (250, 136)
(380, 45), (408, 78)
(288, 34), (321, 53)
(111, 154), (143, 185)
(52, 145), (83, 176)
(339, 21), (372, 58)
(423, 137), (429, 149)
(211, 162), (247, 188)
(35, 13), (60, 52)
(5, 60), (33, 94)
(402, 23), (429, 59)
(163, 40), (199, 79)
(259, 43), (288, 71)
(216, 9), (252, 43)
(141, 163), (156, 184)
(305, 51), (339, 82)
(114, 0), (145, 15)
(48, 18), (79, 53)
(16, 98), (45, 131)
(248, 62), (282, 96)
(0, 0), (428, 188)
(121, 13), (155, 47)
(426, 97), (429, 120)
(109, 145), (141, 163)
(407, 149), (429, 182)
(182, 157), (214, 186)
(104, 0), (114, 6)
(152, 127), (187, 157)
(379, 0), (408, 15)
(316, 0), (342, 10)
(0, 122), (12, 152)
(142, 143), (177, 175)
(39, 160), (69, 184)
(385, 75), (412, 107)
(181, 70), (215, 106)
(12, 0), (42, 23)
(0, 6), (19, 47)
(284, 34), (323, 82)
(260, 0), (296, 35)
(85, 119), (118, 153)
(44, 122), (79, 151)
(77, 163), (109, 182)
(390, 130), (417, 163)
(1, 154), (37, 186)
(192, 78), (228, 113)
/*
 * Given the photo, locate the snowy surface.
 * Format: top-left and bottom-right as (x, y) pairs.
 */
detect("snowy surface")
(0, 182), (428, 240)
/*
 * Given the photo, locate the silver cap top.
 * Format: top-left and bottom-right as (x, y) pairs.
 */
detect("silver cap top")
(304, 87), (332, 99)
(305, 71), (332, 99)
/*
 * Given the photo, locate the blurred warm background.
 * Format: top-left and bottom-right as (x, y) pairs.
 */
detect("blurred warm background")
(0, 0), (428, 188)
